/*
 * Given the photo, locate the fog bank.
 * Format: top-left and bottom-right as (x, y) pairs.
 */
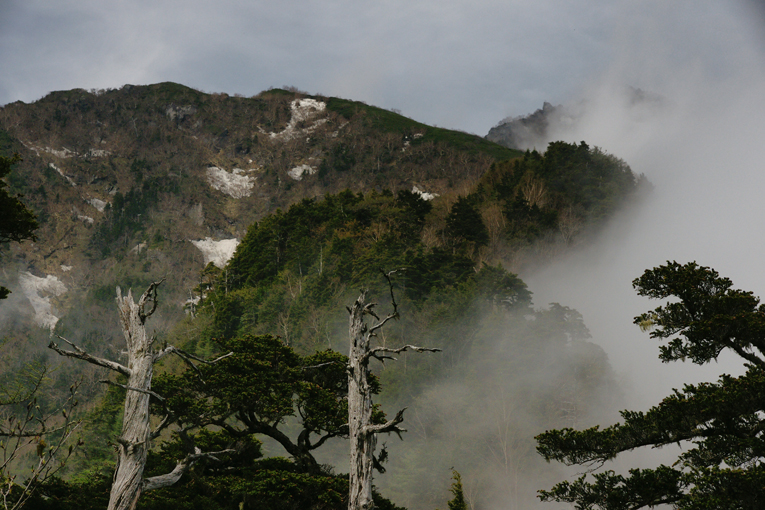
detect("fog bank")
(523, 1), (765, 408)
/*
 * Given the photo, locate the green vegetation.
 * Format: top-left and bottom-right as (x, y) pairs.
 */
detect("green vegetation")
(154, 335), (356, 474)
(325, 97), (523, 160)
(89, 171), (181, 258)
(444, 471), (468, 510)
(537, 262), (765, 509)
(0, 83), (653, 509)
(0, 154), (38, 298)
(181, 186), (622, 508)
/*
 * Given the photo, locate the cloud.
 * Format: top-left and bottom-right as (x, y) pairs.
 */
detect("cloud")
(522, 0), (765, 408)
(1, 0), (620, 133)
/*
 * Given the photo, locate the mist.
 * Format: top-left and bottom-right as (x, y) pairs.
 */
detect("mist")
(2, 2), (764, 508)
(524, 1), (765, 406)
(370, 3), (765, 509)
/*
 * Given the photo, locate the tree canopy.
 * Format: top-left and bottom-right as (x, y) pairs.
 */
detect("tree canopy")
(0, 154), (38, 299)
(154, 334), (369, 474)
(536, 261), (765, 509)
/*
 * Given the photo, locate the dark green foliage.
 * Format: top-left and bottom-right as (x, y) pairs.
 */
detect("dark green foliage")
(66, 381), (125, 476)
(209, 189), (531, 351)
(154, 335), (355, 473)
(325, 97), (523, 161)
(633, 261), (765, 366)
(482, 140), (645, 246)
(89, 172), (177, 257)
(0, 153), (38, 298)
(446, 471), (468, 510)
(0, 154), (38, 244)
(473, 263), (533, 309)
(537, 262), (765, 509)
(445, 196), (489, 247)
(0, 129), (14, 155)
(31, 457), (406, 510)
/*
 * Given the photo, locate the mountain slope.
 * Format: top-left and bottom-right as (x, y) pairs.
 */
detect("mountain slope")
(0, 83), (522, 338)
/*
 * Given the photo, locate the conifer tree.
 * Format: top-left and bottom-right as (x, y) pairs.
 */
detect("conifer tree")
(0, 154), (38, 299)
(537, 261), (765, 509)
(446, 470), (468, 510)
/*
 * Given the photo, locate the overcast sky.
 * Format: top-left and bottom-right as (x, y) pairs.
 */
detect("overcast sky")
(1, 1), (760, 135)
(3, 0), (765, 408)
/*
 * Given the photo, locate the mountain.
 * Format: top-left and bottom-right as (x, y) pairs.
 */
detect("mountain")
(487, 87), (664, 150)
(0, 83), (522, 338)
(0, 83), (649, 509)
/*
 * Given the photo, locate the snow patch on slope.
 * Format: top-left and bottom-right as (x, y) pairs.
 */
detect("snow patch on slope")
(18, 272), (67, 331)
(412, 185), (439, 201)
(270, 99), (327, 141)
(24, 142), (109, 159)
(50, 163), (76, 187)
(288, 164), (317, 181)
(206, 167), (256, 198)
(86, 198), (108, 212)
(191, 238), (239, 268)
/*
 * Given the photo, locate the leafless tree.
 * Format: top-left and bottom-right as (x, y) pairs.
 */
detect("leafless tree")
(347, 271), (440, 510)
(49, 281), (232, 510)
(0, 366), (81, 510)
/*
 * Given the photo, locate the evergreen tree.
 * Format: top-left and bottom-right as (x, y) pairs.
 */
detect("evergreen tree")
(537, 261), (765, 509)
(446, 470), (468, 510)
(0, 154), (38, 298)
(445, 196), (489, 247)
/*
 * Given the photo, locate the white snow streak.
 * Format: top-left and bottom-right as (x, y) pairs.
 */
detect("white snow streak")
(24, 142), (109, 159)
(270, 99), (327, 141)
(288, 164), (317, 181)
(50, 163), (76, 187)
(191, 238), (239, 268)
(18, 272), (67, 331)
(77, 215), (94, 224)
(206, 166), (256, 198)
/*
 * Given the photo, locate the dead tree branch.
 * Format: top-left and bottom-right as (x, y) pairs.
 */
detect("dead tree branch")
(141, 447), (235, 492)
(49, 281), (233, 510)
(347, 270), (439, 510)
(49, 336), (130, 377)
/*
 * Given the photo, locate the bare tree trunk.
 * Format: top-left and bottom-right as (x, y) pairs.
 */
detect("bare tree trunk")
(348, 291), (377, 510)
(347, 274), (439, 510)
(107, 286), (157, 510)
(49, 281), (233, 510)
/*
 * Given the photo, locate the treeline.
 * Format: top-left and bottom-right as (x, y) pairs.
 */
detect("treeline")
(5, 138), (641, 509)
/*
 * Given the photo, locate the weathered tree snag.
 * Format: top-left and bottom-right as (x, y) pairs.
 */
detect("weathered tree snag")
(107, 283), (160, 510)
(49, 281), (232, 510)
(347, 271), (440, 510)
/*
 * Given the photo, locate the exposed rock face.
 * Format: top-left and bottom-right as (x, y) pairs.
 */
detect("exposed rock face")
(487, 87), (664, 151)
(486, 102), (568, 150)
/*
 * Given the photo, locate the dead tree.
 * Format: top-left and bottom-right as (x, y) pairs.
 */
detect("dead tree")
(347, 271), (440, 510)
(0, 369), (81, 510)
(49, 281), (232, 510)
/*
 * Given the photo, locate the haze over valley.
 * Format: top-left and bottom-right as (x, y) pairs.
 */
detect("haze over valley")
(0, 2), (764, 509)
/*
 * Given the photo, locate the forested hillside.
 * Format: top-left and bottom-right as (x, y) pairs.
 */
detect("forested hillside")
(0, 83), (649, 509)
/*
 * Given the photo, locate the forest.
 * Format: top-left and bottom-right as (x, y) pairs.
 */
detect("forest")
(0, 85), (664, 509)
